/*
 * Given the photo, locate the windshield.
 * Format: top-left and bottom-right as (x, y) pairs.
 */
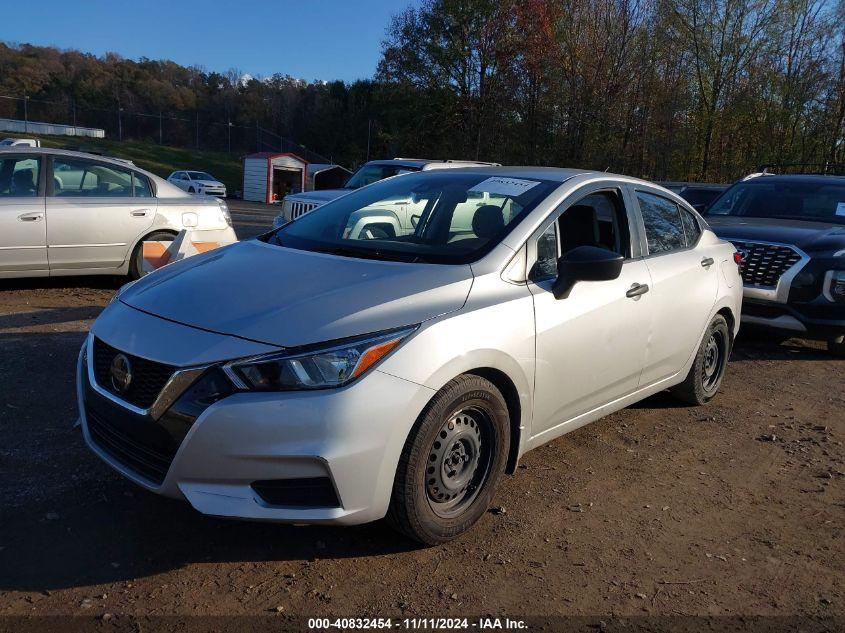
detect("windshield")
(266, 172), (559, 264)
(188, 171), (215, 181)
(344, 164), (420, 189)
(707, 179), (845, 224)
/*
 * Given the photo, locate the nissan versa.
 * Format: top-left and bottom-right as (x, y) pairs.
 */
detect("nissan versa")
(78, 168), (742, 544)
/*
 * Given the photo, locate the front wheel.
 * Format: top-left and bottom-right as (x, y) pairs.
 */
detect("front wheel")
(387, 375), (510, 545)
(670, 314), (731, 405)
(828, 336), (845, 358)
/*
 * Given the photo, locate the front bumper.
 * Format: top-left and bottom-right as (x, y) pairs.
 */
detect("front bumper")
(76, 323), (434, 525)
(741, 297), (845, 339)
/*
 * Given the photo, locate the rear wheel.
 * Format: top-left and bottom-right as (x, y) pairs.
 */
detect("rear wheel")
(387, 375), (510, 545)
(670, 314), (731, 405)
(128, 231), (175, 279)
(828, 336), (845, 358)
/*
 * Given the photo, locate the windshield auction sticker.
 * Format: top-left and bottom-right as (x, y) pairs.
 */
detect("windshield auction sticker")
(469, 177), (541, 197)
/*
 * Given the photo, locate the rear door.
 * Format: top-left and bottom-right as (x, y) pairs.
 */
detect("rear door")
(46, 156), (155, 271)
(0, 154), (47, 273)
(632, 188), (718, 385)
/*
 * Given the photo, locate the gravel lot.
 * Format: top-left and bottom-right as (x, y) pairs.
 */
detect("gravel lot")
(0, 201), (842, 628)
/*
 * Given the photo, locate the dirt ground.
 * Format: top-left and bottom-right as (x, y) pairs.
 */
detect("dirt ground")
(0, 201), (842, 630)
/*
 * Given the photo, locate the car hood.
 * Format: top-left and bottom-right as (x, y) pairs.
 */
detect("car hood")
(286, 189), (350, 204)
(119, 240), (473, 348)
(707, 216), (845, 252)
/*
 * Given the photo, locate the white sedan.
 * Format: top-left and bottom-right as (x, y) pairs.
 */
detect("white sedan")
(167, 171), (227, 197)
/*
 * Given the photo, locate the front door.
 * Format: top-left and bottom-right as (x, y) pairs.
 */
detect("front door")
(0, 154), (47, 273)
(46, 157), (155, 271)
(529, 186), (653, 440)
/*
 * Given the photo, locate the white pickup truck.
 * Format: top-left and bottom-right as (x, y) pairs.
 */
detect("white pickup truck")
(272, 158), (499, 229)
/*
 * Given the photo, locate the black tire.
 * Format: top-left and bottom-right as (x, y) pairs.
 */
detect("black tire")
(128, 231), (176, 280)
(670, 314), (731, 405)
(387, 374), (510, 545)
(828, 336), (845, 358)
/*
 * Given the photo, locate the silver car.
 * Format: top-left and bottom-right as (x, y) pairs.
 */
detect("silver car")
(78, 167), (742, 544)
(0, 148), (236, 279)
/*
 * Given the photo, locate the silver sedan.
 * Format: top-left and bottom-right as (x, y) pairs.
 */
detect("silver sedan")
(0, 148), (236, 279)
(78, 167), (742, 543)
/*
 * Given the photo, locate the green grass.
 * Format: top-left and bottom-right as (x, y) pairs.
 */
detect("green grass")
(34, 135), (243, 192)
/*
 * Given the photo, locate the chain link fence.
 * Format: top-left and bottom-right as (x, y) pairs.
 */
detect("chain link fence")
(0, 93), (335, 165)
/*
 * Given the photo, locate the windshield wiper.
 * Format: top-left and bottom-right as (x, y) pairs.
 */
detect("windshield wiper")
(315, 244), (424, 263)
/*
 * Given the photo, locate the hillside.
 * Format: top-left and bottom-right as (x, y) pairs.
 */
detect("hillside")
(33, 135), (243, 193)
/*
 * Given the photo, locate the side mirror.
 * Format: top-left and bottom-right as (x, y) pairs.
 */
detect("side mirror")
(552, 245), (624, 299)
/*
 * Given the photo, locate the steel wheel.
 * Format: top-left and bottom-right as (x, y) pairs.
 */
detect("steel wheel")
(387, 374), (510, 544)
(702, 330), (726, 392)
(670, 314), (731, 406)
(425, 407), (493, 518)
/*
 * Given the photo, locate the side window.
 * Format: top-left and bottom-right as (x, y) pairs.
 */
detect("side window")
(133, 173), (153, 198)
(680, 208), (701, 245)
(53, 159), (133, 198)
(533, 222), (558, 280)
(637, 191), (687, 254)
(0, 157), (40, 197)
(557, 190), (630, 257)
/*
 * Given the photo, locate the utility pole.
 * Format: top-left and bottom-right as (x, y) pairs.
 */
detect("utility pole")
(118, 107), (124, 141)
(228, 120), (232, 153)
(23, 94), (28, 133)
(159, 111), (163, 145)
(256, 122), (260, 152)
(366, 119), (372, 162)
(195, 112), (199, 149)
(71, 99), (76, 127)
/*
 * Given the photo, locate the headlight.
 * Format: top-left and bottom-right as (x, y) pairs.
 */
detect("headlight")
(218, 199), (232, 226)
(224, 327), (417, 391)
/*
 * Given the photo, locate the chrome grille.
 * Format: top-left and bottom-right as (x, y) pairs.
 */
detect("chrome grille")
(729, 240), (802, 287)
(286, 200), (320, 220)
(92, 338), (174, 409)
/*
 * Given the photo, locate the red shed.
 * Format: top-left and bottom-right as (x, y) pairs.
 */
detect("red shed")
(242, 152), (307, 204)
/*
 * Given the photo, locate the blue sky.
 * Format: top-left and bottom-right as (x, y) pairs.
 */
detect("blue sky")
(4, 0), (417, 83)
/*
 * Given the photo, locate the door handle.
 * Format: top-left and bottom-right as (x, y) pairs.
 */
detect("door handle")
(18, 213), (44, 222)
(626, 283), (650, 298)
(701, 257), (715, 268)
(130, 209), (150, 217)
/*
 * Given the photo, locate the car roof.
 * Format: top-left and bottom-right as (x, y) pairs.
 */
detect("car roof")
(402, 165), (665, 186)
(364, 159), (437, 169)
(0, 145), (135, 166)
(742, 174), (845, 185)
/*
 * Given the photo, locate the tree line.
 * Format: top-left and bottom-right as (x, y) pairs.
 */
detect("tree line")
(1, 0), (843, 182)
